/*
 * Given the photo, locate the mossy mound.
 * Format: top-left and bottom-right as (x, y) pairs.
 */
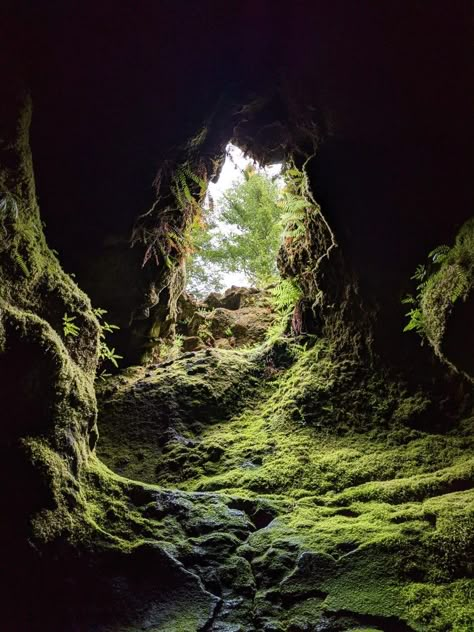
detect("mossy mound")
(97, 347), (263, 483)
(96, 340), (474, 631)
(420, 218), (474, 379)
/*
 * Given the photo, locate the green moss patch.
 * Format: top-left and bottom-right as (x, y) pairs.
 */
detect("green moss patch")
(95, 338), (474, 630)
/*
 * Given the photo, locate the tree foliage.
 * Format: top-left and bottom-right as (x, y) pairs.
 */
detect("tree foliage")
(186, 166), (284, 295)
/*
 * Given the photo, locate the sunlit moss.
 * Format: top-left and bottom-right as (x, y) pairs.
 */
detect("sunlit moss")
(96, 338), (474, 629)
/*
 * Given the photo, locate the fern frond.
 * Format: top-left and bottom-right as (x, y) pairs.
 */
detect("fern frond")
(14, 252), (29, 277)
(447, 264), (469, 302)
(271, 278), (302, 314)
(429, 244), (450, 264)
(411, 264), (427, 283)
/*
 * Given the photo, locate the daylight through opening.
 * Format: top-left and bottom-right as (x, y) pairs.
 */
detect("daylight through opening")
(186, 143), (284, 296)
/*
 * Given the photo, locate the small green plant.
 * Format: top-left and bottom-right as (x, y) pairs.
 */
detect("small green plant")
(402, 238), (471, 338)
(97, 370), (113, 382)
(157, 334), (184, 361)
(99, 344), (122, 368)
(14, 252), (30, 277)
(132, 159), (208, 270)
(224, 326), (233, 337)
(279, 167), (309, 251)
(266, 278), (303, 341)
(402, 264), (429, 334)
(63, 313), (80, 338)
(197, 320), (214, 344)
(94, 308), (123, 373)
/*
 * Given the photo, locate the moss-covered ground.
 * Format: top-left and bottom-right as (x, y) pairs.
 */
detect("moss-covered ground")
(96, 340), (474, 631)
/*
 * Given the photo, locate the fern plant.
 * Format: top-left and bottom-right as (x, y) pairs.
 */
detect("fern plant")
(267, 278), (303, 341)
(402, 240), (471, 337)
(429, 245), (450, 264)
(157, 334), (184, 361)
(93, 308), (123, 375)
(279, 167), (308, 254)
(280, 195), (307, 242)
(14, 252), (30, 277)
(63, 314), (80, 338)
(131, 156), (209, 274)
(402, 264), (429, 333)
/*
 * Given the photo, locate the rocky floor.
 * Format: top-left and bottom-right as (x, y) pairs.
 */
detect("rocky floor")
(95, 339), (474, 631)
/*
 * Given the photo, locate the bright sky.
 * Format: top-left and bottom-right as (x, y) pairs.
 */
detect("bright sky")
(205, 143), (282, 289)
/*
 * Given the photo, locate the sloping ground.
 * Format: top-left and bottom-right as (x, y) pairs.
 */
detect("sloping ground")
(97, 340), (474, 631)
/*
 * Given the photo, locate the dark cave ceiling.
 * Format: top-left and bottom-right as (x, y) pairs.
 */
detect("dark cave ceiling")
(5, 1), (469, 247)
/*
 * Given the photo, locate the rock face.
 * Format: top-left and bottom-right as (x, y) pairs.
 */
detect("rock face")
(97, 348), (263, 482)
(175, 286), (276, 353)
(418, 219), (474, 380)
(96, 340), (474, 631)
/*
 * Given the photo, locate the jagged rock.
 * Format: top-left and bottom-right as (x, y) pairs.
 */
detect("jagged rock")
(205, 286), (261, 311)
(176, 286), (276, 352)
(96, 348), (262, 483)
(74, 543), (220, 632)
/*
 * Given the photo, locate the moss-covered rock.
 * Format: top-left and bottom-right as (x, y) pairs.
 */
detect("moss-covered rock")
(96, 339), (474, 631)
(0, 90), (100, 550)
(97, 347), (263, 482)
(420, 219), (474, 379)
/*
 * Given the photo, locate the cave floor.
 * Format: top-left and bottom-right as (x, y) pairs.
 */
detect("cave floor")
(94, 341), (474, 632)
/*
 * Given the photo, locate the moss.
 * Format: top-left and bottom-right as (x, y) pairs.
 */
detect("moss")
(96, 347), (263, 482)
(322, 552), (405, 618)
(404, 580), (474, 632)
(280, 597), (325, 627)
(95, 337), (473, 629)
(0, 89), (104, 593)
(419, 218), (474, 373)
(0, 99), (100, 374)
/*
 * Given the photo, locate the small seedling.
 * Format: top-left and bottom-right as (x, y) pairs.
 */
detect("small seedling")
(63, 313), (80, 338)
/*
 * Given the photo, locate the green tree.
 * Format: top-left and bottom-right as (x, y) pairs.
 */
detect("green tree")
(187, 166), (284, 295)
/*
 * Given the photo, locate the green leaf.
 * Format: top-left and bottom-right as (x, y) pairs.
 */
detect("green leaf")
(63, 313), (80, 338)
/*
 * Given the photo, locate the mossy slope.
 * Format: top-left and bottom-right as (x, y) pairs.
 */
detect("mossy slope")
(97, 340), (474, 631)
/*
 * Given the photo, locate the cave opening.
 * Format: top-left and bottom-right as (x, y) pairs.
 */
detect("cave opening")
(2, 4), (473, 631)
(185, 142), (284, 297)
(134, 134), (328, 365)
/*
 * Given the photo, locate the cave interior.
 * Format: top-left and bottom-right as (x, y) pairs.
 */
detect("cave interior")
(1, 3), (473, 631)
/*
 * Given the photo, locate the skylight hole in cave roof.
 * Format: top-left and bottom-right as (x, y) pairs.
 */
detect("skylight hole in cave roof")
(187, 143), (284, 295)
(205, 143), (284, 207)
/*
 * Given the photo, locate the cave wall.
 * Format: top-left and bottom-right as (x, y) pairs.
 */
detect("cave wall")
(0, 2), (473, 629)
(19, 1), (472, 365)
(0, 81), (102, 626)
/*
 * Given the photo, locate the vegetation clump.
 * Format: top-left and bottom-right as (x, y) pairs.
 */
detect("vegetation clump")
(403, 219), (474, 375)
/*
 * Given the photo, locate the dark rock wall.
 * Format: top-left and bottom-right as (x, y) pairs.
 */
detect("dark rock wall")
(15, 1), (471, 365)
